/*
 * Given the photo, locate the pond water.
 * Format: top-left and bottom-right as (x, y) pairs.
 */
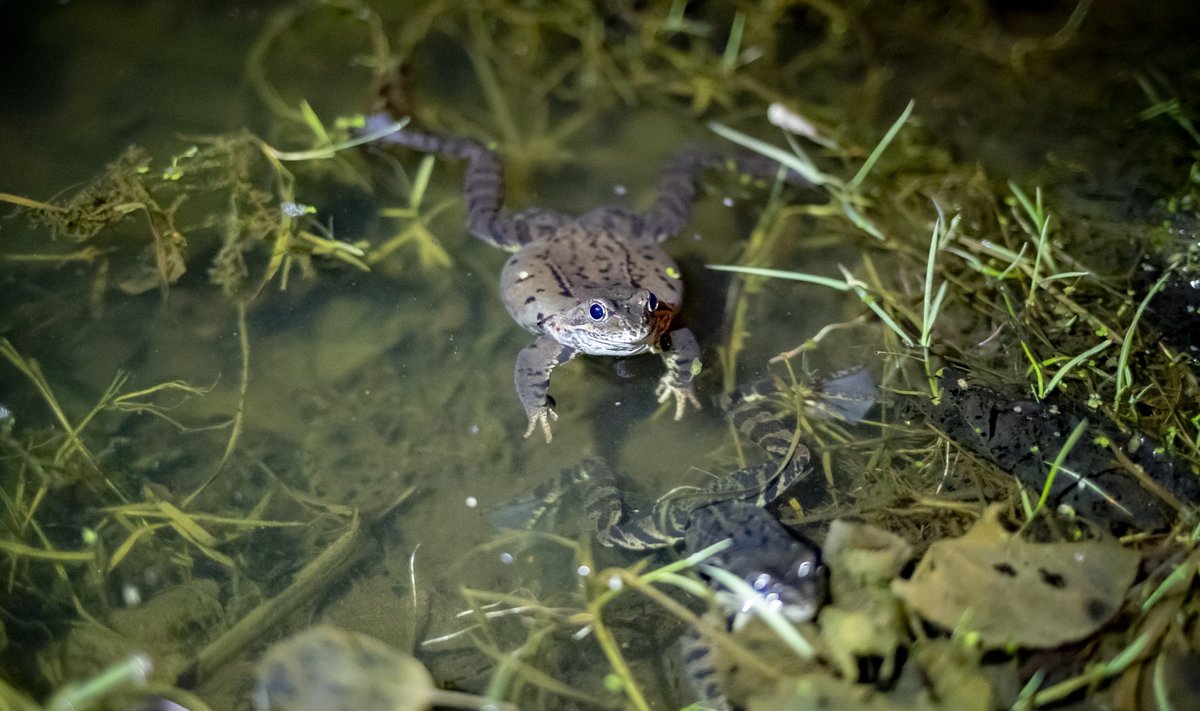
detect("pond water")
(2, 2), (1199, 710)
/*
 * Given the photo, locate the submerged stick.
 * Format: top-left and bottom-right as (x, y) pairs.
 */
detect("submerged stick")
(182, 512), (366, 684)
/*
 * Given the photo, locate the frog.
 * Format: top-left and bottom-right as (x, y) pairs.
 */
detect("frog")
(501, 383), (825, 709)
(495, 370), (874, 707)
(362, 113), (797, 441)
(508, 381), (826, 611)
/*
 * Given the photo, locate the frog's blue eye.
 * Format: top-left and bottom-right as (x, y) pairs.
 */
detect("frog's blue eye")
(589, 302), (606, 321)
(647, 292), (659, 311)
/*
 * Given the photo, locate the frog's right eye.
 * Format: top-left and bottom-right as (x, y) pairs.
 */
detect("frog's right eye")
(589, 302), (607, 321)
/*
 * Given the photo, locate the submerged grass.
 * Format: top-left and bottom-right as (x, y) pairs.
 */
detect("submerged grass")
(3, 1), (1200, 710)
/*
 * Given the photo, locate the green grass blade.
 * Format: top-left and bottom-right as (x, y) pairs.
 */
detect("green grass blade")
(699, 564), (815, 659)
(708, 122), (833, 187)
(1114, 270), (1171, 409)
(1042, 339), (1112, 398)
(847, 99), (914, 191)
(707, 264), (851, 291)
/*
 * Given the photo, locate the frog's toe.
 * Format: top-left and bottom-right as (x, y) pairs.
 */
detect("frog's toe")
(523, 407), (558, 443)
(656, 380), (701, 420)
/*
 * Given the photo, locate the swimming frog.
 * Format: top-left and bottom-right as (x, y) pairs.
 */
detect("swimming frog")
(494, 380), (832, 708)
(365, 115), (785, 442)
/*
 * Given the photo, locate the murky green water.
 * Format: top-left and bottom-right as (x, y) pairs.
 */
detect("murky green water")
(3, 1), (1199, 709)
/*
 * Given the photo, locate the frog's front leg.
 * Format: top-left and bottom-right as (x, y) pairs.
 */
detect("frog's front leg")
(515, 336), (578, 442)
(655, 327), (702, 419)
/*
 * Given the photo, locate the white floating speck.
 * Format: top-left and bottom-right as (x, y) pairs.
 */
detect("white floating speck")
(465, 496), (478, 508)
(722, 197), (735, 207)
(577, 565), (592, 577)
(613, 184), (627, 196)
(499, 552), (514, 564)
(607, 575), (623, 591)
(122, 584), (142, 607)
(767, 103), (821, 140)
(280, 201), (313, 218)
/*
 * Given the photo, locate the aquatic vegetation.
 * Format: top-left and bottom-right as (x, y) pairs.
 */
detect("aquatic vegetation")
(2, 1), (1199, 710)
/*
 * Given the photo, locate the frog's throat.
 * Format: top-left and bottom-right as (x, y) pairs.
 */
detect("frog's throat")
(647, 304), (677, 342)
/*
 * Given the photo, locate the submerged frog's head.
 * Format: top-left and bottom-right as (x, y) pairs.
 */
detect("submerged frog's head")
(687, 502), (826, 625)
(543, 288), (674, 356)
(733, 545), (826, 625)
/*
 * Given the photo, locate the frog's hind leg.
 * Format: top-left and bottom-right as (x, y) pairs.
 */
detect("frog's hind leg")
(491, 457), (681, 550)
(679, 625), (734, 711)
(580, 458), (687, 550)
(721, 389), (813, 502)
(638, 149), (816, 244)
(726, 387), (805, 464)
(638, 150), (710, 243)
(362, 114), (566, 251)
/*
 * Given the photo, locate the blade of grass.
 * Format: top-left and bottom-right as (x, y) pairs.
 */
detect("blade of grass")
(707, 264), (851, 291)
(721, 11), (746, 71)
(1024, 417), (1089, 524)
(1114, 270), (1171, 410)
(847, 99), (914, 191)
(699, 564), (815, 659)
(1042, 339), (1112, 399)
(706, 263), (915, 346)
(708, 122), (833, 187)
(264, 117), (409, 161)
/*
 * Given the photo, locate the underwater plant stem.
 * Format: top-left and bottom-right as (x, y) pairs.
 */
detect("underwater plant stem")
(1022, 631), (1151, 707)
(474, 628), (592, 707)
(185, 512), (366, 684)
(427, 688), (517, 711)
(0, 191), (67, 212)
(0, 339), (126, 500)
(183, 299), (249, 508)
(45, 654), (151, 711)
(587, 607), (651, 711)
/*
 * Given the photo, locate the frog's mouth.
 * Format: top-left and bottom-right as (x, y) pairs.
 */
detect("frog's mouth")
(577, 332), (656, 356)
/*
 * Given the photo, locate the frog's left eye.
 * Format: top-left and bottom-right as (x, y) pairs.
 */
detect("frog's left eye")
(647, 292), (659, 312)
(589, 302), (607, 321)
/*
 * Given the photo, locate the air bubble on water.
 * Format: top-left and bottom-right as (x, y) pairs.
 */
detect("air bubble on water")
(122, 584), (142, 607)
(465, 496), (478, 508)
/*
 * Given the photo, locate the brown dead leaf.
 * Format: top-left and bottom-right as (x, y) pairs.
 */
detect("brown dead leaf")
(891, 505), (1140, 649)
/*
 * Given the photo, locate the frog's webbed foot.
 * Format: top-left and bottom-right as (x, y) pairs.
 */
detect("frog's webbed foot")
(656, 376), (702, 420)
(515, 337), (577, 444)
(657, 327), (702, 420)
(523, 404), (559, 443)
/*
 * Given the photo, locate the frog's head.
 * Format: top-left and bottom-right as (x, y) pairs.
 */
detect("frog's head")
(544, 288), (673, 356)
(688, 502), (826, 625)
(733, 545), (826, 624)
